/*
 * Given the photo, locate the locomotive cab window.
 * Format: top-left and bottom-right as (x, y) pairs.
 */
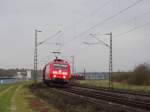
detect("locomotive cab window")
(53, 64), (68, 70)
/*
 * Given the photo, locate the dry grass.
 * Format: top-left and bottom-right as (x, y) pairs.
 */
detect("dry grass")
(29, 83), (104, 112)
(75, 80), (150, 93)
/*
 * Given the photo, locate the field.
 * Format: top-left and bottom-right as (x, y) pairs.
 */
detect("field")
(74, 80), (150, 93)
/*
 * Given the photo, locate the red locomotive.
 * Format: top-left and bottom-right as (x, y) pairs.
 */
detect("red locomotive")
(43, 58), (71, 84)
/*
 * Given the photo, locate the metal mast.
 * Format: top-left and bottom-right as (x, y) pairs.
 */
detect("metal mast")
(71, 56), (75, 75)
(89, 33), (113, 89)
(107, 32), (113, 89)
(33, 30), (61, 84)
(34, 29), (41, 84)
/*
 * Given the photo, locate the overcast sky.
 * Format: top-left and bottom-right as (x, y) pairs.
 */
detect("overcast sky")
(0, 0), (150, 72)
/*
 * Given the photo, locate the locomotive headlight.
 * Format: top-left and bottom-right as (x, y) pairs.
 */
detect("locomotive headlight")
(52, 71), (58, 74)
(53, 75), (56, 78)
(58, 70), (62, 73)
(63, 76), (66, 79)
(62, 72), (67, 75)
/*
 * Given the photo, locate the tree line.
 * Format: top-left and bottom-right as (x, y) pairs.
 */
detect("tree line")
(0, 68), (28, 77)
(113, 64), (150, 85)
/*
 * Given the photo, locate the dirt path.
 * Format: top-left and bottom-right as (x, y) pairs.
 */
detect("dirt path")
(11, 85), (22, 112)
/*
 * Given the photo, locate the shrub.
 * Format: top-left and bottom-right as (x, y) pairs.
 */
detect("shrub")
(127, 64), (150, 85)
(113, 64), (150, 85)
(112, 72), (130, 83)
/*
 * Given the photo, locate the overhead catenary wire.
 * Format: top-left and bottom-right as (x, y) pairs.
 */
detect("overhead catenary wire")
(61, 19), (150, 64)
(83, 9), (150, 43)
(83, 42), (99, 45)
(81, 0), (150, 40)
(62, 0), (143, 47)
(58, 0), (149, 74)
(61, 0), (113, 32)
(113, 10), (150, 31)
(84, 21), (150, 44)
(114, 21), (150, 38)
(62, 18), (150, 66)
(89, 34), (110, 47)
(40, 0), (148, 70)
(38, 30), (62, 46)
(90, 0), (113, 16)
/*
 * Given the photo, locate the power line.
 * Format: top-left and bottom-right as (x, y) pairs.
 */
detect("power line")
(114, 21), (150, 38)
(62, 19), (150, 64)
(63, 0), (143, 47)
(83, 20), (150, 49)
(91, 10), (150, 37)
(83, 21), (150, 46)
(90, 0), (113, 16)
(38, 30), (61, 46)
(108, 10), (150, 32)
(62, 0), (113, 32)
(83, 42), (99, 45)
(62, 19), (150, 62)
(90, 34), (110, 47)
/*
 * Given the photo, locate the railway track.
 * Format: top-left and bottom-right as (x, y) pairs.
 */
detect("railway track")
(71, 83), (150, 97)
(61, 85), (150, 111)
(70, 84), (150, 103)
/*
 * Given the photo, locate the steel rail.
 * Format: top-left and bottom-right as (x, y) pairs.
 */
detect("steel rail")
(62, 86), (150, 110)
(71, 83), (150, 97)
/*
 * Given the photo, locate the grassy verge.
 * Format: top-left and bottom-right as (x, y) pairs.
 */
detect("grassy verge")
(74, 80), (150, 93)
(0, 84), (11, 92)
(14, 82), (35, 112)
(0, 82), (34, 112)
(0, 84), (18, 112)
(0, 81), (60, 112)
(15, 81), (59, 112)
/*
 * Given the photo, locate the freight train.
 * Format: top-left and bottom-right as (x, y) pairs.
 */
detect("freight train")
(43, 58), (71, 85)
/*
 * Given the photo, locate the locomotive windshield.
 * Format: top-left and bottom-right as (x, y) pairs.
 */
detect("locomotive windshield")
(53, 64), (68, 70)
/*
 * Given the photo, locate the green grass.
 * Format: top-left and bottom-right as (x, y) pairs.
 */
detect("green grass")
(0, 81), (60, 112)
(0, 84), (18, 112)
(0, 84), (11, 92)
(15, 82), (35, 112)
(0, 82), (34, 112)
(75, 80), (150, 93)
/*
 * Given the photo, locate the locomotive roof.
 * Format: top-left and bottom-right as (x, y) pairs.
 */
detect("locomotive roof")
(44, 59), (69, 67)
(54, 58), (63, 62)
(47, 59), (68, 64)
(53, 59), (68, 63)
